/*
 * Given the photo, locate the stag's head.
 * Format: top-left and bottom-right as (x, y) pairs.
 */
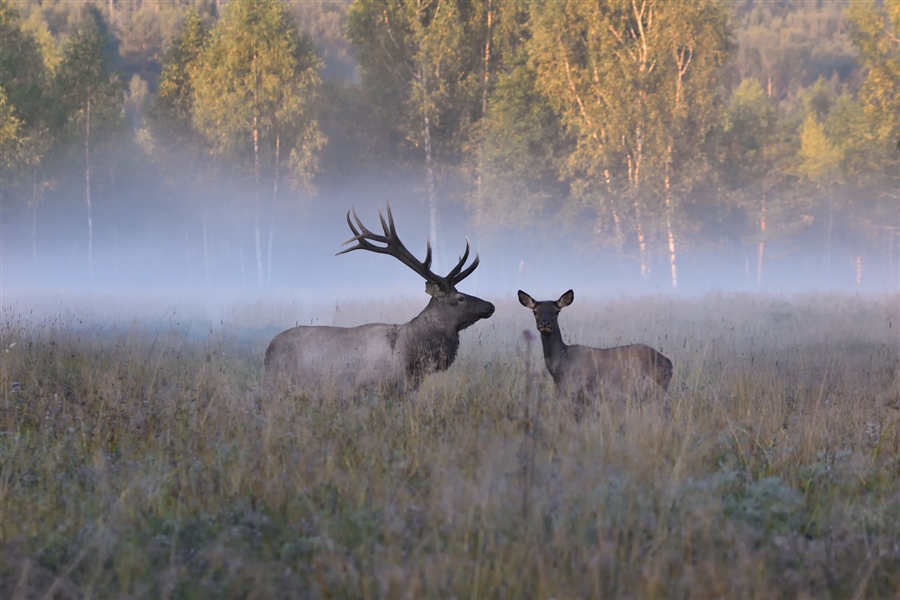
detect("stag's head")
(518, 289), (574, 334)
(338, 202), (495, 331)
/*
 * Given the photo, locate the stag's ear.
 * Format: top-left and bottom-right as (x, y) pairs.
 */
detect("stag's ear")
(557, 289), (574, 308)
(425, 282), (446, 297)
(517, 290), (536, 309)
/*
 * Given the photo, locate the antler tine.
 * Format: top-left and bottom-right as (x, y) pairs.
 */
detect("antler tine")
(386, 201), (433, 272)
(422, 237), (433, 272)
(337, 210), (371, 254)
(353, 207), (387, 241)
(345, 209), (359, 236)
(451, 251), (480, 285)
(380, 202), (395, 238)
(336, 202), (446, 286)
(444, 237), (471, 281)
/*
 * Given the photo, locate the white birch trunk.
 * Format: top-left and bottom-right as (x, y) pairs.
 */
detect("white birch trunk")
(267, 134), (280, 287)
(253, 118), (263, 288)
(757, 193), (766, 288)
(664, 172), (677, 288)
(203, 218), (210, 286)
(423, 74), (439, 270)
(85, 99), (93, 281)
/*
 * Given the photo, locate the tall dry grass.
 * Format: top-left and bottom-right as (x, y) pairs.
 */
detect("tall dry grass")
(0, 292), (898, 598)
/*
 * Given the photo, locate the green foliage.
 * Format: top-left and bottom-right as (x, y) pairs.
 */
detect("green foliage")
(148, 8), (207, 147)
(288, 0), (354, 79)
(527, 0), (733, 255)
(797, 113), (841, 182)
(476, 60), (569, 228)
(826, 92), (878, 184)
(51, 8), (123, 141)
(346, 0), (483, 161)
(720, 79), (779, 188)
(847, 0), (900, 178)
(733, 0), (858, 101)
(0, 0), (56, 206)
(2, 0), (899, 283)
(20, 9), (61, 76)
(190, 0), (324, 188)
(0, 0), (47, 129)
(0, 86), (23, 169)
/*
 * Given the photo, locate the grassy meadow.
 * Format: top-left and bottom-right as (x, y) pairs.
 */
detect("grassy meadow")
(1, 290), (898, 599)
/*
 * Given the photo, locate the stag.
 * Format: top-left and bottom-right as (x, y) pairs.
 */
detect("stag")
(518, 289), (672, 407)
(265, 203), (495, 396)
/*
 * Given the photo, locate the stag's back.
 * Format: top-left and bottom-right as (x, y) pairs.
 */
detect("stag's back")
(264, 323), (405, 395)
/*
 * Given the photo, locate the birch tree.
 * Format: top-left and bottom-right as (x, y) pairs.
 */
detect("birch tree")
(469, 1), (570, 231)
(0, 1), (60, 269)
(52, 8), (122, 280)
(347, 0), (481, 268)
(527, 0), (731, 284)
(719, 79), (787, 287)
(150, 8), (207, 151)
(191, 0), (325, 287)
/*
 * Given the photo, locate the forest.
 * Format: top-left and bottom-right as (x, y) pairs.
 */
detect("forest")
(0, 0), (898, 291)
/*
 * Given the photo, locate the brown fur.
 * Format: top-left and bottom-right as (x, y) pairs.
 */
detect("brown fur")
(518, 289), (673, 404)
(264, 203), (494, 395)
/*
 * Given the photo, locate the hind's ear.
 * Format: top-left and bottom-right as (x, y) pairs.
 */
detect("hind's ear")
(557, 289), (574, 308)
(517, 290), (536, 309)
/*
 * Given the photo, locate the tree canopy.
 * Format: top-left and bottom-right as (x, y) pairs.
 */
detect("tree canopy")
(1, 0), (898, 289)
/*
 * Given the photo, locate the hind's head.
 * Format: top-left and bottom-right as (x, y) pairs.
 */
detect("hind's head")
(517, 289), (573, 335)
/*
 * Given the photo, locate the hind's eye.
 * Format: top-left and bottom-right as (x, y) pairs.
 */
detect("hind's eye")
(458, 295), (466, 302)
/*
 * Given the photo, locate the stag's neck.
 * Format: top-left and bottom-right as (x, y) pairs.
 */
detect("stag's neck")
(401, 301), (461, 376)
(540, 328), (568, 382)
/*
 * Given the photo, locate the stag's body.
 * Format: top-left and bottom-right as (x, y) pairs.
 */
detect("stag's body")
(266, 298), (482, 395)
(519, 290), (672, 403)
(264, 203), (494, 395)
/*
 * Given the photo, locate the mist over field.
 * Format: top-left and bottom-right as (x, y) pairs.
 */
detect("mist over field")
(2, 167), (896, 311)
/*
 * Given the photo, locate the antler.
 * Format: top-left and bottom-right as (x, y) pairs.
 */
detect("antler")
(444, 237), (480, 287)
(337, 201), (481, 291)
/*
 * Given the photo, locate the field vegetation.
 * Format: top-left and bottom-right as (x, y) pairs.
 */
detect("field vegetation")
(1, 292), (898, 598)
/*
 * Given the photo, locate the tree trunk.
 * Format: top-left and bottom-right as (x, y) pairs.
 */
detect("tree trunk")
(664, 172), (677, 288)
(475, 2), (492, 207)
(757, 126), (773, 288)
(757, 191), (766, 288)
(612, 210), (624, 256)
(239, 242), (246, 286)
(31, 172), (38, 269)
(855, 255), (862, 286)
(253, 118), (263, 287)
(889, 228), (896, 289)
(826, 190), (834, 275)
(85, 98), (93, 281)
(267, 134), (280, 287)
(184, 227), (193, 281)
(604, 169), (624, 257)
(203, 218), (210, 286)
(423, 72), (439, 269)
(635, 207), (647, 278)
(632, 129), (648, 278)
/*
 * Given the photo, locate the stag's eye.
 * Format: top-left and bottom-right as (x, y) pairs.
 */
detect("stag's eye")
(458, 295), (466, 302)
